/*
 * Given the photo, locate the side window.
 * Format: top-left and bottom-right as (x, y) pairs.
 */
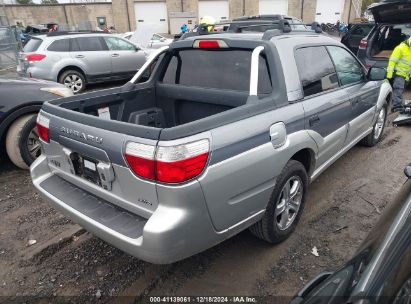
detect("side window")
(327, 46), (365, 86)
(47, 39), (69, 52)
(75, 37), (106, 52)
(104, 37), (136, 51)
(295, 46), (339, 97)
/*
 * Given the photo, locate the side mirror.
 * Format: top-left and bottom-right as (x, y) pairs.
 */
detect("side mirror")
(405, 163), (411, 178)
(160, 37), (166, 42)
(368, 67), (387, 81)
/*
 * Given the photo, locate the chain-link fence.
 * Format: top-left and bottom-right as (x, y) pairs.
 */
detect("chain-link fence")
(0, 26), (20, 74)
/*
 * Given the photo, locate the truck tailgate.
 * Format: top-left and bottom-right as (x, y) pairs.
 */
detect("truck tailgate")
(41, 112), (159, 219)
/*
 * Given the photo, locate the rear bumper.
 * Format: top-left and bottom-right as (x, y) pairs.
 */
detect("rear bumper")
(31, 155), (224, 264)
(18, 66), (55, 82)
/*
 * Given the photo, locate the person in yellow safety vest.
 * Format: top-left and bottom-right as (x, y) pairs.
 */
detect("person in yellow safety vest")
(387, 37), (411, 112)
(199, 16), (216, 33)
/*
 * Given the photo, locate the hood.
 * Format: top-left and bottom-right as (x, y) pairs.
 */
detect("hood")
(129, 24), (156, 49)
(368, 0), (411, 23)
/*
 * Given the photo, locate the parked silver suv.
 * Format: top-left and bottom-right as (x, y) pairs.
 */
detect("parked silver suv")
(17, 32), (147, 93)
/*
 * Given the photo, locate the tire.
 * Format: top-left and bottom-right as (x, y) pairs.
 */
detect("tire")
(5, 114), (40, 170)
(361, 104), (387, 147)
(58, 69), (86, 94)
(250, 160), (309, 243)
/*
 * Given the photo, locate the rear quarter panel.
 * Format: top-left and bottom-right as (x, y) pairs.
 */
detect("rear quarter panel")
(198, 102), (317, 231)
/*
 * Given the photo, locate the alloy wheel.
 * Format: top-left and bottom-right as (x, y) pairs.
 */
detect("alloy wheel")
(27, 127), (41, 160)
(63, 74), (83, 93)
(374, 107), (386, 140)
(275, 176), (303, 231)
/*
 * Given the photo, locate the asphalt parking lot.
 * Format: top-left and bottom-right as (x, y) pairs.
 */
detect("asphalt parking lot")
(1, 111), (410, 302)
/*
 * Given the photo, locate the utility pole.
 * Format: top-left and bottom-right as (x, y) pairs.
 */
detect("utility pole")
(300, 0), (305, 21)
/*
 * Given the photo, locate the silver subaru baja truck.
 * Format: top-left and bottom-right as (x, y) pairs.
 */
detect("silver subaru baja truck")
(31, 24), (392, 263)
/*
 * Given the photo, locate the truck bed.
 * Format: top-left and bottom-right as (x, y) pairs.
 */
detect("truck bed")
(44, 82), (275, 141)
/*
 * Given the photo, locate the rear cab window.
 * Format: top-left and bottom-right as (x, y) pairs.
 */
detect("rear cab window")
(161, 49), (272, 94)
(23, 38), (43, 52)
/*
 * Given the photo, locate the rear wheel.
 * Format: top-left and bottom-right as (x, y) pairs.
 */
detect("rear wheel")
(250, 160), (308, 243)
(59, 70), (86, 94)
(361, 104), (387, 147)
(6, 114), (40, 169)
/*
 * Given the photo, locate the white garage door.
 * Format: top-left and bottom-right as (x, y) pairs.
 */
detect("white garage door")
(198, 0), (229, 23)
(134, 2), (168, 34)
(315, 0), (345, 24)
(259, 0), (288, 15)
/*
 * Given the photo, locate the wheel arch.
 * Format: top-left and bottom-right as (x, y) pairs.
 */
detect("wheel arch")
(57, 66), (87, 83)
(0, 105), (41, 147)
(290, 148), (316, 177)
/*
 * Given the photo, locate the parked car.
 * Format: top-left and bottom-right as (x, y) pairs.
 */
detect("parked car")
(0, 77), (72, 169)
(17, 32), (147, 94)
(123, 32), (173, 49)
(20, 24), (49, 45)
(357, 0), (411, 69)
(31, 23), (391, 264)
(230, 15), (308, 31)
(341, 22), (374, 54)
(291, 163), (411, 304)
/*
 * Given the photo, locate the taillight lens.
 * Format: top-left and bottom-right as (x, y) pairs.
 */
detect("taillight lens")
(359, 39), (368, 50)
(125, 143), (156, 180)
(25, 54), (46, 62)
(36, 112), (50, 143)
(156, 140), (209, 183)
(125, 139), (210, 184)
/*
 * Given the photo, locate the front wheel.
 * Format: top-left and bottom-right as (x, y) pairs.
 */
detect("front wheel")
(6, 114), (41, 169)
(361, 105), (387, 147)
(250, 160), (308, 243)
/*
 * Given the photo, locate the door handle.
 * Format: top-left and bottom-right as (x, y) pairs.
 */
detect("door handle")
(351, 98), (360, 105)
(111, 53), (119, 57)
(309, 115), (320, 127)
(75, 54), (85, 58)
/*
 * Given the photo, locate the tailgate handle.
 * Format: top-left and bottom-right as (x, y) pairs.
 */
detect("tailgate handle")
(97, 162), (115, 191)
(63, 147), (76, 175)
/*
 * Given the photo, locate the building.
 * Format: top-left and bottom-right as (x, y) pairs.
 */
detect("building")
(3, 0), (362, 34)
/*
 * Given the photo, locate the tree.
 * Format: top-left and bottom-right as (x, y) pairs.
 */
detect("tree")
(41, 0), (58, 3)
(16, 0), (34, 4)
(362, 0), (377, 13)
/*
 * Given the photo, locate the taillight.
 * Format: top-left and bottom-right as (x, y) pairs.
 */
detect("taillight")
(25, 54), (46, 62)
(125, 139), (210, 184)
(124, 143), (156, 180)
(36, 112), (50, 143)
(193, 40), (228, 49)
(359, 39), (368, 50)
(156, 140), (209, 183)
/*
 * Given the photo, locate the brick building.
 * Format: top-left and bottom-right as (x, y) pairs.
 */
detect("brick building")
(3, 0), (362, 34)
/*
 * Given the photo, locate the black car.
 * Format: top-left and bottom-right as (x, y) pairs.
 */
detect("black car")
(357, 0), (411, 69)
(341, 23), (374, 54)
(291, 163), (411, 304)
(0, 77), (72, 169)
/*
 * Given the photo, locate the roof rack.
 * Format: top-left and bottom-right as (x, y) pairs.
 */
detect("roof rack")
(179, 18), (322, 40)
(46, 30), (110, 37)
